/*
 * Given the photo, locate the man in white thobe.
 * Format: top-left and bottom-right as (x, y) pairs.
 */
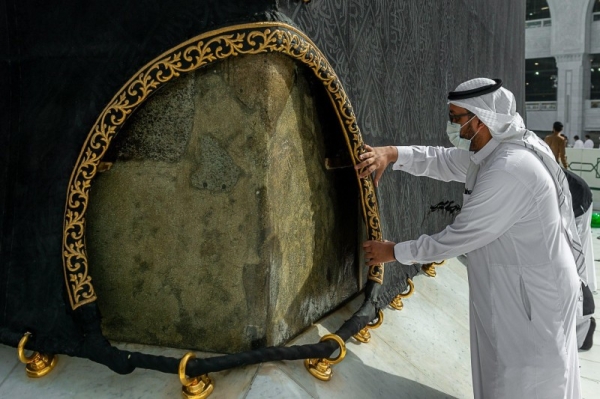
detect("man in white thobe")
(356, 78), (584, 399)
(584, 135), (594, 149)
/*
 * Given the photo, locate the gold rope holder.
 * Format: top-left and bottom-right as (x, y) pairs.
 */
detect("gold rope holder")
(353, 309), (384, 343)
(304, 334), (347, 381)
(179, 352), (214, 399)
(17, 332), (58, 378)
(390, 278), (415, 310)
(422, 260), (446, 277)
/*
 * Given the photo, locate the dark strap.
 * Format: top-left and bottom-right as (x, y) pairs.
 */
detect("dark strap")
(448, 79), (503, 100)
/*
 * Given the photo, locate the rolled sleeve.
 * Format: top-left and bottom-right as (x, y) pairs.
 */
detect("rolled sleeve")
(394, 241), (417, 264)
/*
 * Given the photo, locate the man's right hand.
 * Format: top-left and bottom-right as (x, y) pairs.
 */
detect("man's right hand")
(354, 145), (398, 187)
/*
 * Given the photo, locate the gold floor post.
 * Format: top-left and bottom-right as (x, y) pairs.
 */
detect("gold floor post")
(304, 334), (347, 381)
(179, 352), (214, 399)
(353, 309), (384, 343)
(17, 332), (58, 378)
(389, 278), (415, 311)
(422, 260), (446, 277)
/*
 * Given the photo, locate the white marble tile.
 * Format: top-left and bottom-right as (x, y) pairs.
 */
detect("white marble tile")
(581, 376), (600, 399)
(276, 326), (464, 399)
(197, 365), (258, 399)
(0, 344), (19, 386)
(271, 288), (472, 399)
(411, 262), (470, 330)
(443, 257), (469, 283)
(580, 358), (600, 383)
(245, 363), (314, 399)
(370, 294), (472, 398)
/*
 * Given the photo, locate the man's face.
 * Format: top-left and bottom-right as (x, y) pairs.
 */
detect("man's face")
(448, 104), (476, 140)
(448, 103), (492, 152)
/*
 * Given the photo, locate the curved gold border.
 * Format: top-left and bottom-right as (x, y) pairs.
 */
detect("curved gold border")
(62, 22), (384, 310)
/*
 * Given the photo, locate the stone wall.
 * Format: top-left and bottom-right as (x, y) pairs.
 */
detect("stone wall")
(86, 53), (360, 353)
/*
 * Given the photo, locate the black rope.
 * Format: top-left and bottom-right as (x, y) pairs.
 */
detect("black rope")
(4, 269), (423, 377)
(3, 286), (378, 376)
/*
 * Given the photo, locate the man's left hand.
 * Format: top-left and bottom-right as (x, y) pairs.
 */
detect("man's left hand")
(363, 240), (396, 266)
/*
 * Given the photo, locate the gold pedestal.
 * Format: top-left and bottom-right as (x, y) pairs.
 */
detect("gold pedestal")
(389, 278), (415, 310)
(304, 334), (346, 381)
(179, 352), (214, 399)
(17, 332), (58, 378)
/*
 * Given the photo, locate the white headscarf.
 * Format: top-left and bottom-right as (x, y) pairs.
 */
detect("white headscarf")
(449, 78), (586, 284)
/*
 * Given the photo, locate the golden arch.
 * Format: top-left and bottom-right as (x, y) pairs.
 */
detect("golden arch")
(62, 22), (384, 310)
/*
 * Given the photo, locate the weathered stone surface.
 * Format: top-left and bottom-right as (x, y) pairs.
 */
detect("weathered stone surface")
(114, 75), (195, 162)
(86, 53), (360, 353)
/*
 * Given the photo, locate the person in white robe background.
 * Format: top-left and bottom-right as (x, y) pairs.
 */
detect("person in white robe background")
(356, 78), (584, 399)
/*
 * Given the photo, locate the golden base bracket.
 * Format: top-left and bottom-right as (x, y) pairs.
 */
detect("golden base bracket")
(353, 309), (384, 343)
(422, 260), (446, 277)
(179, 352), (214, 399)
(389, 278), (415, 310)
(353, 328), (371, 343)
(17, 332), (58, 378)
(304, 334), (347, 381)
(389, 296), (404, 310)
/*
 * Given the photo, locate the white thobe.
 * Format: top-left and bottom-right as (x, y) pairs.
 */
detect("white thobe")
(392, 140), (581, 399)
(573, 140), (584, 149)
(584, 139), (594, 149)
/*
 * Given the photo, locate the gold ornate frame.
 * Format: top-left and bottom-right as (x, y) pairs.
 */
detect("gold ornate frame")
(62, 22), (384, 310)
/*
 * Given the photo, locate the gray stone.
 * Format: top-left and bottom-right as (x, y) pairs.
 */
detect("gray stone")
(190, 135), (242, 192)
(86, 53), (360, 353)
(115, 74), (195, 162)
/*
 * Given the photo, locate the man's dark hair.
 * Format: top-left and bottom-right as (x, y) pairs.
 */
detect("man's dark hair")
(586, 134), (591, 139)
(553, 121), (563, 132)
(574, 135), (580, 140)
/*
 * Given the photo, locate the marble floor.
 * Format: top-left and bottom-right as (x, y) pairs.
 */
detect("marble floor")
(1, 237), (599, 399)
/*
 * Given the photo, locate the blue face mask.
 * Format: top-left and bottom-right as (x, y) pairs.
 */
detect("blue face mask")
(446, 115), (480, 151)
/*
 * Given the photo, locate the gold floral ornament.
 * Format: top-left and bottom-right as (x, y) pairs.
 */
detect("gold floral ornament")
(62, 22), (384, 310)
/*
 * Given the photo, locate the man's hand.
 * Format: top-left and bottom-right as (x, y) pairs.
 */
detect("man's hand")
(363, 240), (396, 266)
(354, 145), (398, 187)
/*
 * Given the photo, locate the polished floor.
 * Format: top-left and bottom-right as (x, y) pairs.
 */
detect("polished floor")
(1, 236), (599, 398)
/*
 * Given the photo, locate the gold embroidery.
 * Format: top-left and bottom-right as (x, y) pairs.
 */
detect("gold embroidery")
(62, 22), (384, 309)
